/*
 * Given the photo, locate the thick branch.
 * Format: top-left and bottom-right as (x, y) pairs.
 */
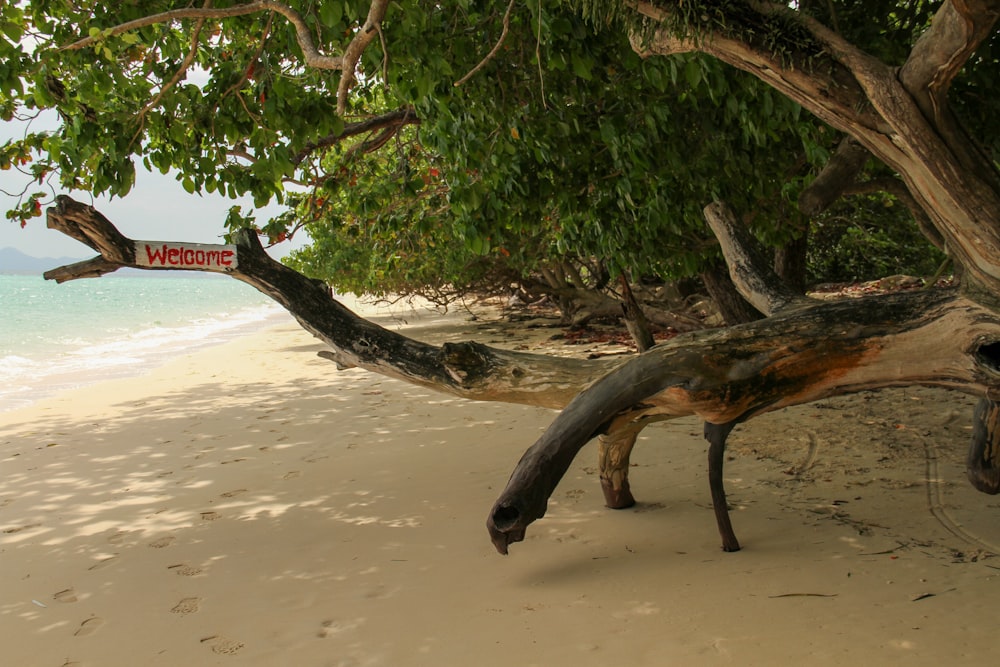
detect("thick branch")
(702, 201), (809, 316)
(900, 1), (1000, 125)
(337, 0), (390, 114)
(632, 3), (888, 137)
(898, 1), (1000, 190)
(292, 109), (420, 166)
(488, 287), (1000, 553)
(63, 1), (345, 70)
(798, 136), (871, 216)
(42, 196), (617, 410)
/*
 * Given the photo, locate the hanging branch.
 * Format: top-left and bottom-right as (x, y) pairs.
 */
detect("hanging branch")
(454, 0), (517, 87)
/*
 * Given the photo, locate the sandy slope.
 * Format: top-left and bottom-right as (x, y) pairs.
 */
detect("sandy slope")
(1, 298), (999, 666)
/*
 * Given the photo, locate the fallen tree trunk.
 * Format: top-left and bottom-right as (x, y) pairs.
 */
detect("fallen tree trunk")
(487, 200), (1000, 554)
(487, 283), (1000, 553)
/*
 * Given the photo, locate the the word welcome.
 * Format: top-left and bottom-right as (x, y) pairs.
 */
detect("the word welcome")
(135, 241), (238, 272)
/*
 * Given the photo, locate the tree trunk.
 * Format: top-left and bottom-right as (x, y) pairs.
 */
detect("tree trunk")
(700, 263), (764, 325)
(773, 230), (809, 293)
(619, 274), (655, 352)
(968, 397), (1000, 494)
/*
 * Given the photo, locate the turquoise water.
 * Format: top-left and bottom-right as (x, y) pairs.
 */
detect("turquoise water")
(0, 272), (290, 411)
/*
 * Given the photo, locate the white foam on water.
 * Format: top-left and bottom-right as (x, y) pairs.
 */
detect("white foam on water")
(0, 275), (292, 412)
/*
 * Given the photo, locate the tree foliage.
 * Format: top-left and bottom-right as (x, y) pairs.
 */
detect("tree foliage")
(1, 1), (948, 303)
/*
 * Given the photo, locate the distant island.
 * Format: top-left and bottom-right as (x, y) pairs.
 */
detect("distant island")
(0, 247), (86, 275)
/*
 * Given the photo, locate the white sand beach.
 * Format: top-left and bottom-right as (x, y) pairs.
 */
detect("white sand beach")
(2, 299), (999, 666)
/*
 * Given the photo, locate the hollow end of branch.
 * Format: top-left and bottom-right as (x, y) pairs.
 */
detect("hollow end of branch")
(487, 504), (527, 555)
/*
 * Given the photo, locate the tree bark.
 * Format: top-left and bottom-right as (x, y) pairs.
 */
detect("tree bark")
(700, 263), (764, 325)
(773, 231), (809, 294)
(619, 274), (655, 352)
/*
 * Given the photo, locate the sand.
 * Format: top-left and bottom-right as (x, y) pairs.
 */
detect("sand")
(2, 297), (1000, 666)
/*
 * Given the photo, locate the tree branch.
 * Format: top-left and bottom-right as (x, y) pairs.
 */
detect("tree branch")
(798, 136), (871, 216)
(454, 0), (517, 87)
(42, 196), (617, 409)
(632, 1), (1000, 305)
(702, 201), (810, 316)
(631, 2), (889, 138)
(898, 0), (1000, 189)
(337, 0), (390, 115)
(63, 1), (342, 70)
(900, 0), (1000, 122)
(291, 109), (421, 166)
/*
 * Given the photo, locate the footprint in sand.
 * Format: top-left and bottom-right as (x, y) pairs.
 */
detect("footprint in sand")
(167, 563), (204, 577)
(200, 511), (221, 521)
(219, 489), (247, 499)
(54, 588), (78, 603)
(148, 535), (176, 549)
(317, 618), (364, 638)
(282, 471), (301, 481)
(107, 531), (126, 545)
(2, 522), (41, 534)
(200, 635), (244, 655)
(170, 597), (201, 615)
(74, 617), (104, 637)
(88, 555), (119, 571)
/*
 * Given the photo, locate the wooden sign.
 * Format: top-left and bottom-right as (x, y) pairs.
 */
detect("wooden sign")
(134, 241), (238, 271)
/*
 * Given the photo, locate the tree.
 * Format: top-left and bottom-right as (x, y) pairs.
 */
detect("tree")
(283, 8), (822, 327)
(4, 1), (1000, 555)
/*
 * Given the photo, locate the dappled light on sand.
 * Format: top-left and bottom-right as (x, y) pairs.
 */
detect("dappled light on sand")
(2, 306), (999, 665)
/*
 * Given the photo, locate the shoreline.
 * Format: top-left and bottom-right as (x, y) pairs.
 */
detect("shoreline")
(2, 301), (999, 665)
(0, 305), (295, 414)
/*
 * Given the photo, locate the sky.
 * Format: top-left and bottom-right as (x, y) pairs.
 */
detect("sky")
(0, 114), (305, 260)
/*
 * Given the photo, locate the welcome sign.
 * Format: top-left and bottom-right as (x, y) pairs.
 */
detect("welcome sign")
(134, 241), (238, 271)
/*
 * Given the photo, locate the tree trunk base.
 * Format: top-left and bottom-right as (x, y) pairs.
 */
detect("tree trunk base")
(600, 477), (636, 509)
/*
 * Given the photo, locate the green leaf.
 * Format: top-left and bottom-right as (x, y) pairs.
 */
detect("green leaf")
(319, 3), (343, 26)
(684, 59), (701, 89)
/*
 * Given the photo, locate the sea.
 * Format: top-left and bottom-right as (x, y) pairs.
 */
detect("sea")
(0, 271), (292, 413)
